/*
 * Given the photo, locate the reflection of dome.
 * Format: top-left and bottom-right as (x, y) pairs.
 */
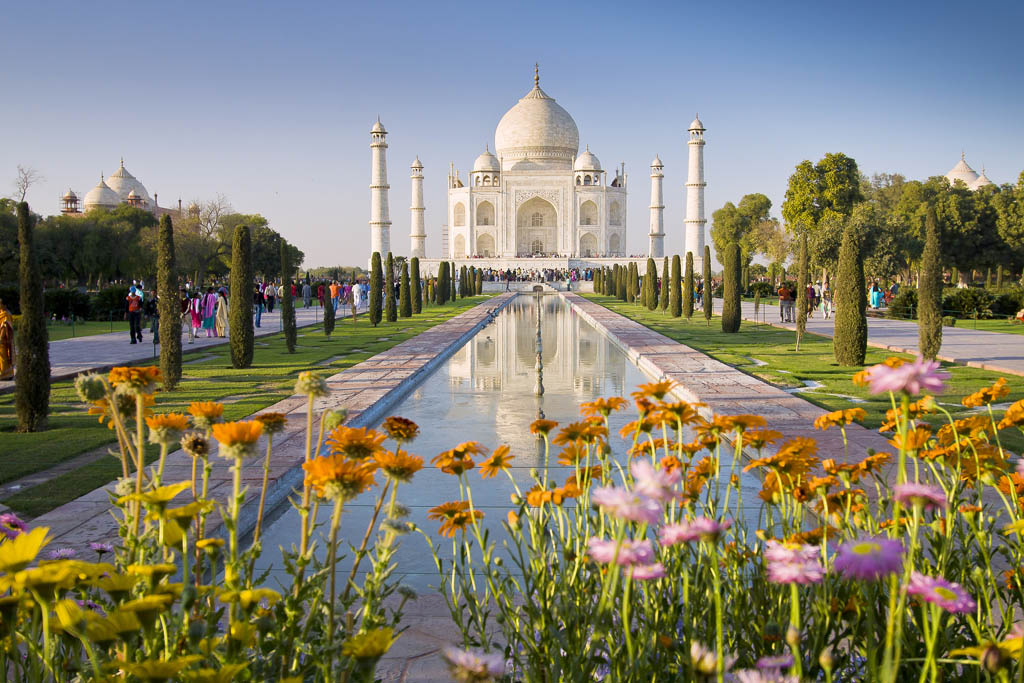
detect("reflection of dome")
(106, 159), (152, 206)
(83, 176), (121, 210)
(946, 154), (980, 188)
(573, 146), (601, 171)
(494, 77), (579, 166)
(473, 146), (500, 172)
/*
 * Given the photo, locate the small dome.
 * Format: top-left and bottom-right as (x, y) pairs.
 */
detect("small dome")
(688, 115), (705, 131)
(371, 118), (387, 134)
(946, 154), (980, 188)
(127, 189), (139, 198)
(411, 156), (423, 169)
(651, 155), (663, 168)
(83, 176), (121, 210)
(473, 146), (500, 172)
(573, 146), (601, 171)
(63, 188), (77, 200)
(972, 168), (993, 189)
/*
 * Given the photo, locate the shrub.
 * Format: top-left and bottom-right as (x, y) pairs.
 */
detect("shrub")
(942, 287), (995, 319)
(281, 239), (297, 352)
(918, 206), (943, 359)
(385, 253), (397, 323)
(659, 257), (669, 311)
(44, 289), (90, 320)
(644, 258), (658, 310)
(702, 246), (712, 323)
(992, 288), (1024, 317)
(323, 285), (335, 338)
(399, 261), (411, 318)
(89, 286), (131, 321)
(410, 257), (422, 314)
(670, 254), (682, 318)
(684, 252), (694, 319)
(158, 215), (183, 387)
(888, 287), (918, 320)
(943, 315), (957, 327)
(229, 225), (255, 368)
(834, 224), (867, 366)
(475, 266), (483, 296)
(721, 242), (741, 333)
(749, 281), (773, 299)
(15, 202), (49, 432)
(369, 252), (383, 325)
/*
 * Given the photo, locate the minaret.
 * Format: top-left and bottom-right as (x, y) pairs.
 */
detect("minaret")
(684, 115), (706, 264)
(648, 156), (665, 257)
(410, 157), (426, 258)
(369, 118), (391, 257)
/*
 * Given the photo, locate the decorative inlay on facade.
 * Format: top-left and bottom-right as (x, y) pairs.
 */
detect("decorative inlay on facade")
(514, 189), (561, 207)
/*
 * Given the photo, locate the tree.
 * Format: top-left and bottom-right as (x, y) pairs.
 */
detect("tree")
(711, 193), (773, 268)
(411, 257), (422, 314)
(627, 262), (637, 303)
(13, 165), (44, 202)
(703, 246), (712, 325)
(834, 224), (867, 366)
(228, 224), (255, 367)
(323, 284), (336, 339)
(281, 239), (297, 352)
(721, 243), (741, 333)
(795, 232), (809, 350)
(385, 253), (397, 322)
(475, 267), (483, 296)
(369, 252), (383, 326)
(157, 216), (182, 387)
(919, 206), (943, 359)
(399, 261), (412, 318)
(15, 202), (49, 432)
(660, 257), (670, 311)
(644, 258), (658, 310)
(684, 252), (694, 320)
(670, 254), (682, 317)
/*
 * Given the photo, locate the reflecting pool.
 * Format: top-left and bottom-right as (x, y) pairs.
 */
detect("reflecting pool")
(255, 295), (761, 589)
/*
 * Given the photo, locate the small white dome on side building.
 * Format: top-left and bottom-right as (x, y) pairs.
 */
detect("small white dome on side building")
(573, 146), (601, 171)
(946, 154), (980, 188)
(83, 176), (121, 210)
(473, 146), (500, 172)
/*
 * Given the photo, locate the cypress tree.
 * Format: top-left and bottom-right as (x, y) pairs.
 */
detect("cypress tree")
(616, 265), (624, 301)
(450, 262), (456, 301)
(997, 265), (1004, 289)
(385, 253), (397, 322)
(660, 257), (670, 311)
(626, 263), (636, 303)
(684, 252), (694, 320)
(633, 263), (641, 301)
(157, 215), (182, 387)
(439, 262), (449, 304)
(834, 224), (868, 365)
(323, 285), (336, 338)
(645, 258), (658, 310)
(703, 246), (712, 325)
(741, 263), (750, 294)
(399, 261), (412, 318)
(411, 257), (422, 314)
(369, 252), (383, 326)
(228, 225), (254, 367)
(795, 232), (809, 350)
(281, 238), (297, 352)
(670, 254), (682, 317)
(919, 206), (943, 360)
(475, 267), (483, 295)
(462, 265), (470, 298)
(15, 202), (49, 432)
(721, 242), (741, 333)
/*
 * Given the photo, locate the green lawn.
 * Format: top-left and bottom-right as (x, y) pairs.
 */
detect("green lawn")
(39, 320), (131, 341)
(944, 318), (1024, 335)
(0, 296), (493, 517)
(583, 294), (1024, 451)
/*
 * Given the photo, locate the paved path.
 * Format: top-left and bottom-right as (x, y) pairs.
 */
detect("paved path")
(0, 304), (357, 392)
(722, 298), (1024, 378)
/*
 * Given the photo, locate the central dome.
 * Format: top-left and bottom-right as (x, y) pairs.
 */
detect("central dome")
(494, 81), (578, 167)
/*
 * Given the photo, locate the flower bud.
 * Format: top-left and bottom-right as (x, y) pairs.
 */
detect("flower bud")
(818, 646), (834, 671)
(785, 626), (800, 648)
(75, 373), (106, 402)
(981, 644), (1003, 673)
(323, 409), (348, 431)
(295, 371), (329, 398)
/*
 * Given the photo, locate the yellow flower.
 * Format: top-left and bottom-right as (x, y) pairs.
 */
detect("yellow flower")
(373, 449), (424, 483)
(813, 408), (867, 430)
(108, 366), (162, 395)
(180, 664), (249, 683)
(125, 563), (178, 581)
(529, 419), (558, 435)
(0, 526), (51, 572)
(631, 379), (677, 401)
(89, 573), (140, 600)
(342, 627), (396, 659)
(120, 594), (173, 619)
(303, 454), (377, 501)
(10, 562), (80, 595)
(382, 416), (420, 443)
(253, 411), (289, 435)
(83, 610), (142, 645)
(962, 377), (1010, 408)
(54, 598), (99, 631)
(580, 396), (629, 418)
(188, 401), (225, 430)
(326, 425), (388, 459)
(110, 656), (203, 681)
(196, 538), (225, 553)
(998, 399), (1024, 430)
(211, 420), (264, 459)
(479, 445), (514, 479)
(145, 412), (190, 445)
(119, 481), (191, 510)
(219, 587), (282, 609)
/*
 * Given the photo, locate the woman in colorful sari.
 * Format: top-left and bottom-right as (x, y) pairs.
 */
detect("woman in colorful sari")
(215, 290), (229, 337)
(201, 287), (217, 338)
(0, 298), (14, 380)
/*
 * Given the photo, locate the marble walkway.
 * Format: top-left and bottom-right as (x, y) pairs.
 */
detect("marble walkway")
(723, 298), (1024, 377)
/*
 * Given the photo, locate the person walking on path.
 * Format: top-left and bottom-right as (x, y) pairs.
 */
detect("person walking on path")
(126, 286), (143, 344)
(215, 289), (229, 337)
(253, 285), (264, 328)
(822, 284), (834, 320)
(179, 289), (194, 344)
(777, 283), (794, 323)
(329, 280), (340, 313)
(264, 283), (275, 313)
(317, 282), (325, 308)
(302, 281), (312, 308)
(0, 297), (14, 380)
(201, 287), (217, 338)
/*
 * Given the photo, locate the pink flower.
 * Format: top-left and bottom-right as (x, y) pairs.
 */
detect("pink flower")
(833, 537), (904, 581)
(866, 356), (948, 396)
(47, 548), (77, 560)
(659, 517), (731, 546)
(764, 541), (824, 585)
(591, 486), (662, 524)
(907, 572), (977, 613)
(756, 654), (794, 671)
(630, 459), (680, 501)
(441, 646), (505, 681)
(89, 541), (115, 555)
(893, 483), (947, 511)
(0, 513), (27, 540)
(586, 537), (654, 566)
(734, 671), (800, 683)
(631, 562), (666, 580)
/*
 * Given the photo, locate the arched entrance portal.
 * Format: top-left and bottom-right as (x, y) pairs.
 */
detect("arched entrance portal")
(580, 233), (598, 257)
(516, 196), (558, 256)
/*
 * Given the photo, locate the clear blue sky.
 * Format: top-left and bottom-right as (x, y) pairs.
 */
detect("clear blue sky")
(3, 0), (1021, 267)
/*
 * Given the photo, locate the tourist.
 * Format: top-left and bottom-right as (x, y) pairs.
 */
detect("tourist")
(265, 284), (275, 313)
(317, 282), (325, 308)
(822, 284), (834, 319)
(201, 287), (217, 338)
(189, 292), (203, 339)
(302, 281), (312, 308)
(777, 283), (792, 323)
(253, 284), (264, 328)
(180, 288), (194, 344)
(806, 283), (816, 319)
(0, 297), (13, 380)
(126, 286), (143, 344)
(215, 289), (229, 337)
(329, 280), (340, 312)
(870, 281), (884, 309)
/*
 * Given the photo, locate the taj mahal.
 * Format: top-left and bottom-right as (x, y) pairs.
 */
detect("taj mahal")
(368, 68), (708, 273)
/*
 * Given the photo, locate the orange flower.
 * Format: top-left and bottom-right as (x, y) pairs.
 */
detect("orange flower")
(785, 526), (838, 545)
(146, 413), (190, 445)
(530, 419), (558, 436)
(858, 451), (892, 476)
(805, 475), (839, 494)
(212, 421), (264, 458)
(188, 401), (225, 430)
(479, 445), (514, 479)
(89, 393), (154, 429)
(628, 438), (675, 458)
(526, 485), (564, 507)
(745, 437), (818, 477)
(656, 401), (705, 428)
(619, 416), (658, 439)
(853, 357), (906, 387)
(382, 416), (420, 443)
(660, 455), (683, 474)
(631, 379), (677, 401)
(373, 450), (423, 483)
(720, 414), (768, 432)
(553, 421), (606, 446)
(557, 442), (588, 466)
(685, 456), (716, 498)
(887, 425), (932, 453)
(326, 426), (387, 460)
(677, 440), (707, 457)
(997, 400), (1024, 430)
(432, 443), (486, 476)
(108, 366), (162, 395)
(963, 378), (1010, 408)
(580, 396), (628, 418)
(565, 466), (603, 490)
(253, 412), (288, 435)
(813, 408), (867, 430)
(740, 429), (783, 450)
(427, 501), (482, 536)
(303, 454), (376, 501)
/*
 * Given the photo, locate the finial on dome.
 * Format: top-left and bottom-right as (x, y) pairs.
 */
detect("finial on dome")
(961, 149), (965, 161)
(485, 144), (490, 153)
(534, 62), (539, 87)
(120, 157), (124, 167)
